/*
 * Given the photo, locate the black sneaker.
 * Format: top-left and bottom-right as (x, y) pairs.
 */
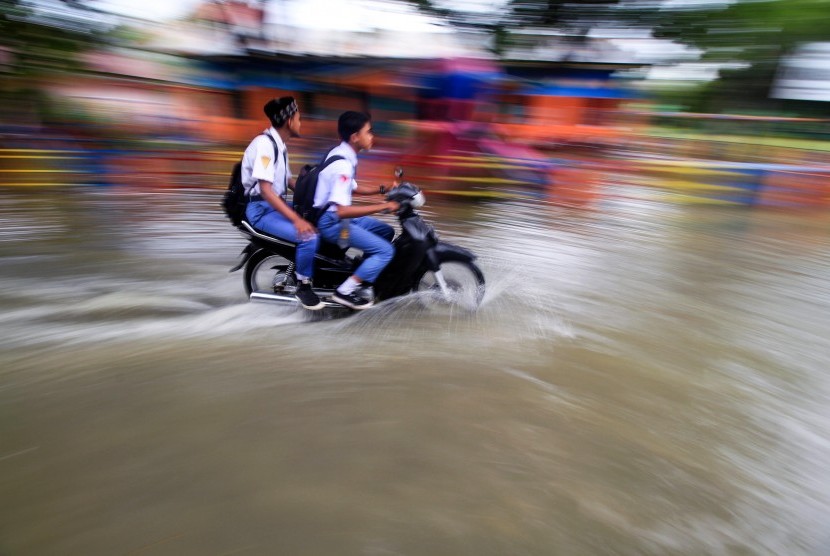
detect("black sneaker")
(331, 290), (374, 310)
(295, 282), (325, 311)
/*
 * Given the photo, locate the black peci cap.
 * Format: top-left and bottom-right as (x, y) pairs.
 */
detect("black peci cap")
(264, 96), (298, 127)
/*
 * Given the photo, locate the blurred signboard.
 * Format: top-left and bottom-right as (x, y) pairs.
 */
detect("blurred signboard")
(772, 42), (830, 102)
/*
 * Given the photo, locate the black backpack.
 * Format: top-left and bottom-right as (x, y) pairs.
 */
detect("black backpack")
(292, 153), (345, 224)
(221, 133), (279, 226)
(221, 161), (246, 226)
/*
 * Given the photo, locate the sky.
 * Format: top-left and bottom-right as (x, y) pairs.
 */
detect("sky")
(89, 0), (214, 21)
(89, 0), (503, 25)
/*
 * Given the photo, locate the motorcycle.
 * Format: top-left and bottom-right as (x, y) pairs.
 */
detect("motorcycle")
(230, 172), (485, 311)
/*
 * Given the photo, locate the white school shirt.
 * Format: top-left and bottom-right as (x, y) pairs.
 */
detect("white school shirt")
(241, 128), (292, 197)
(313, 141), (358, 211)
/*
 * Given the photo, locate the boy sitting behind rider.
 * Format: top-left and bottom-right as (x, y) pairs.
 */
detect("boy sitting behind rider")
(314, 111), (399, 310)
(242, 96), (325, 311)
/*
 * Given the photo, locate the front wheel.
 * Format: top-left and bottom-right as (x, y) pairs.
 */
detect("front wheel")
(413, 260), (485, 310)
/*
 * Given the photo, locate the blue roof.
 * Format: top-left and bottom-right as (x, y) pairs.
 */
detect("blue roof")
(236, 75), (318, 90)
(522, 85), (639, 99)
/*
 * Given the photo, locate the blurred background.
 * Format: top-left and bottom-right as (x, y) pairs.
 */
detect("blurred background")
(2, 0), (829, 203)
(2, 1), (830, 555)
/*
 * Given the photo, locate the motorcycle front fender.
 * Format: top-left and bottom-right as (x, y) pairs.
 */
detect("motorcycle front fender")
(426, 241), (477, 270)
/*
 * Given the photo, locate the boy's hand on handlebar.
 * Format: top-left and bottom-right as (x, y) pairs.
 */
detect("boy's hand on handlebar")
(383, 201), (400, 214)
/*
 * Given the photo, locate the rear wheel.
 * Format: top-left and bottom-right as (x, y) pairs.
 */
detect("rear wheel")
(243, 250), (294, 296)
(414, 260), (485, 310)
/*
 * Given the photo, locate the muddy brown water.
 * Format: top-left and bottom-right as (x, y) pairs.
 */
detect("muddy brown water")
(2, 186), (830, 555)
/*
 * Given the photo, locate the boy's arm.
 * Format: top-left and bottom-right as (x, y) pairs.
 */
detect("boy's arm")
(335, 201), (399, 219)
(259, 180), (316, 237)
(353, 183), (389, 196)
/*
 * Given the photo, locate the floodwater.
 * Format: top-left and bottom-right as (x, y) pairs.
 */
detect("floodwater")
(2, 185), (830, 555)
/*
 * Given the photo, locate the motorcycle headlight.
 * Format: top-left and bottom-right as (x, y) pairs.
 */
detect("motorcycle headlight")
(411, 191), (425, 209)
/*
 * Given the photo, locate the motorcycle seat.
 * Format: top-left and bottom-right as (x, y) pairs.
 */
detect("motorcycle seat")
(238, 220), (297, 248)
(238, 220), (350, 260)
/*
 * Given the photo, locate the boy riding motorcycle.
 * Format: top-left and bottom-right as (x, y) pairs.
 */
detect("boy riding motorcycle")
(313, 111), (399, 310)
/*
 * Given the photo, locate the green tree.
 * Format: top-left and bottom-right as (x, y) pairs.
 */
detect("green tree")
(650, 0), (830, 113)
(400, 0), (626, 55)
(402, 0), (830, 113)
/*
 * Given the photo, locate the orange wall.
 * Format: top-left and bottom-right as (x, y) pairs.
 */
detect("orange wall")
(527, 96), (585, 126)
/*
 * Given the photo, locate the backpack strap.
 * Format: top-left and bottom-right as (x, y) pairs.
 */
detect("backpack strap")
(314, 154), (346, 215)
(320, 154), (345, 169)
(261, 132), (288, 198)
